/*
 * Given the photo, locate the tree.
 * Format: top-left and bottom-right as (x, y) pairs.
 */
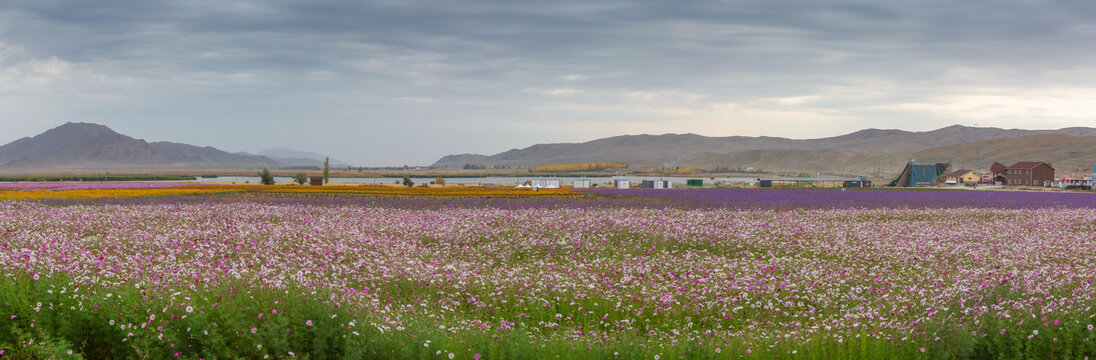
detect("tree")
(323, 157), (330, 184)
(293, 173), (308, 185)
(434, 177), (446, 186)
(402, 176), (414, 187)
(259, 168), (275, 185)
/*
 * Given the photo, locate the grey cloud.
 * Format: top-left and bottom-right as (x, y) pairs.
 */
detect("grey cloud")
(1, 0), (1094, 165)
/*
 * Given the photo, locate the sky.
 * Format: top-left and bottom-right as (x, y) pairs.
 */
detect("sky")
(2, 1), (1096, 166)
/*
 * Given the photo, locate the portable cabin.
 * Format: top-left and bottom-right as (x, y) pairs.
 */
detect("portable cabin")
(686, 179), (703, 187)
(613, 179), (631, 189)
(640, 180), (672, 189)
(309, 176), (324, 186)
(572, 179), (591, 188)
(531, 178), (561, 189)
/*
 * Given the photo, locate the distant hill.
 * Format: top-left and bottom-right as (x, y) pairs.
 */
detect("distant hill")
(0, 122), (283, 171)
(433, 125), (1096, 176)
(899, 133), (1096, 176)
(257, 147), (348, 167)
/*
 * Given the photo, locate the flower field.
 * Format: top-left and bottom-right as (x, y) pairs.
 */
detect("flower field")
(0, 183), (576, 201)
(2, 188), (1096, 358)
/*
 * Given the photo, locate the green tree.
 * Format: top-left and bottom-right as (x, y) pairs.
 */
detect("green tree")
(293, 173), (308, 185)
(434, 177), (446, 186)
(323, 157), (330, 184)
(402, 176), (414, 187)
(259, 168), (275, 185)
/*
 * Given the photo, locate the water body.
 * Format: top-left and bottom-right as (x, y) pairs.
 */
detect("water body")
(193, 176), (760, 185)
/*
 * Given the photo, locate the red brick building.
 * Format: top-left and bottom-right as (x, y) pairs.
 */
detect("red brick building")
(989, 162), (1008, 184)
(1003, 162), (1054, 187)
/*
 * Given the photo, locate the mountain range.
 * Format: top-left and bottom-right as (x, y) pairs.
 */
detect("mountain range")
(0, 122), (296, 172)
(234, 148), (348, 168)
(434, 125), (1096, 176)
(5, 122), (1096, 177)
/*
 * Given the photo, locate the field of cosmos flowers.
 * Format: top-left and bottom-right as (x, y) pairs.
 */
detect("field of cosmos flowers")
(3, 183), (1096, 359)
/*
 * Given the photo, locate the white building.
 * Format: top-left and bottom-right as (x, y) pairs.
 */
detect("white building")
(613, 179), (630, 189)
(531, 178), (561, 189)
(641, 180), (672, 189)
(572, 179), (591, 188)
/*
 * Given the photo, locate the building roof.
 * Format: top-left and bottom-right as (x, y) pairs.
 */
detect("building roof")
(1008, 161), (1053, 170)
(945, 169), (974, 178)
(989, 162), (1008, 172)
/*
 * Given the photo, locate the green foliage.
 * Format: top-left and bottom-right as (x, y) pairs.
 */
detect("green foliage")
(402, 176), (414, 187)
(434, 177), (446, 186)
(4, 274), (1096, 359)
(323, 157), (330, 185)
(259, 168), (275, 185)
(294, 173), (309, 185)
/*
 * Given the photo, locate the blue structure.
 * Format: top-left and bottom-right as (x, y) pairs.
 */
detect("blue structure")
(909, 165), (939, 186)
(887, 160), (951, 187)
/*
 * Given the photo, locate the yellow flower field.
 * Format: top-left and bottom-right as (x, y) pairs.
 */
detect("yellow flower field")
(0, 183), (577, 200)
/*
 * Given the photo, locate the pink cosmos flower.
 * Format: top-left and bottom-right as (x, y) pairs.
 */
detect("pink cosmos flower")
(1000, 328), (1006, 335)
(306, 319), (313, 326)
(474, 354), (481, 360)
(251, 327), (257, 334)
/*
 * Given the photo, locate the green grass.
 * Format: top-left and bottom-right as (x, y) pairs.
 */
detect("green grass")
(3, 274), (1095, 359)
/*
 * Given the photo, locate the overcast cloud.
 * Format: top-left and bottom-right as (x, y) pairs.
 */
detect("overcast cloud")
(1, 0), (1095, 165)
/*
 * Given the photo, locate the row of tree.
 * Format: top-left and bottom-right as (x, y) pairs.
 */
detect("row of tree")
(259, 156), (331, 185)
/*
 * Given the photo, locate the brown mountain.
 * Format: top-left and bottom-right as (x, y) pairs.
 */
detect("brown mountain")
(898, 133), (1096, 177)
(0, 122), (283, 171)
(433, 125), (1096, 176)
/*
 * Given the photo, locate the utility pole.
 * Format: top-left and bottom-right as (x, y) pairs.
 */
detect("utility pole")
(976, 147), (981, 174)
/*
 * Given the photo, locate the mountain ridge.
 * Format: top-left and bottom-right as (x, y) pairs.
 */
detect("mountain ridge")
(432, 125), (1096, 175)
(0, 122), (284, 171)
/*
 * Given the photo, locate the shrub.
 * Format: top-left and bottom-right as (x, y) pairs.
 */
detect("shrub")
(402, 176), (414, 187)
(259, 168), (275, 185)
(294, 173), (308, 185)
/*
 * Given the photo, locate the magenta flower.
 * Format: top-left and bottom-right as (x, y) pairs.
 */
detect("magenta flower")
(251, 327), (257, 334)
(1000, 328), (1006, 335)
(306, 319), (313, 326)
